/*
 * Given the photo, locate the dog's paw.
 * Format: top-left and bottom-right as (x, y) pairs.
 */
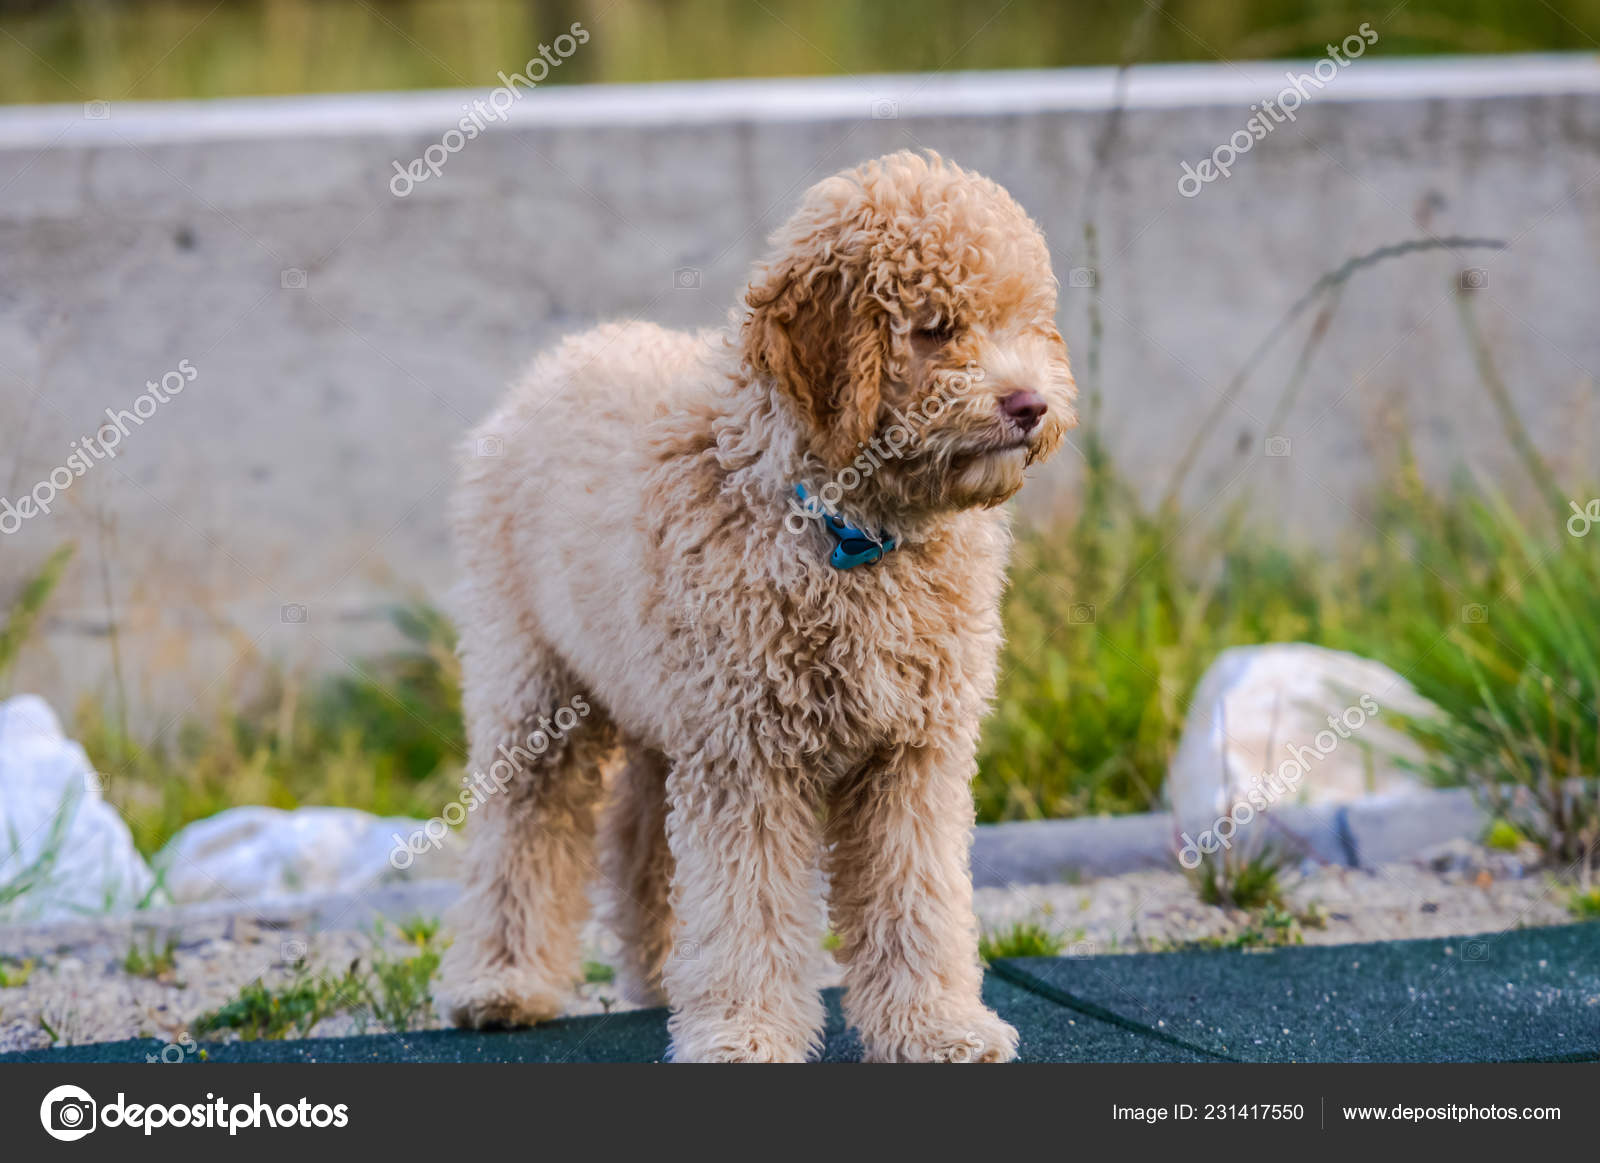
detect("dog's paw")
(667, 1016), (821, 1063)
(435, 969), (566, 1029)
(671, 1040), (807, 1064)
(860, 1006), (1019, 1063)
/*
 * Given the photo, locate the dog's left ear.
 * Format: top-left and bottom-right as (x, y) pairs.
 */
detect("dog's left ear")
(742, 246), (888, 467)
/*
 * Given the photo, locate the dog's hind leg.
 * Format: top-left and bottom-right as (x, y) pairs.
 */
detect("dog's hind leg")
(597, 741), (675, 1006)
(436, 621), (615, 1028)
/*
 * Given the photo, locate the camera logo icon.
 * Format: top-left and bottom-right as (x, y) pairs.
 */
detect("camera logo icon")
(871, 98), (899, 119)
(280, 268), (308, 290)
(281, 603), (308, 624)
(83, 100), (111, 120)
(1069, 603), (1096, 625)
(674, 939), (700, 961)
(673, 267), (701, 291)
(40, 1084), (97, 1141)
(1068, 267), (1097, 288)
(1461, 603), (1488, 624)
(476, 435), (504, 458)
(1265, 435), (1292, 457)
(1460, 939), (1490, 961)
(1458, 268), (1488, 291)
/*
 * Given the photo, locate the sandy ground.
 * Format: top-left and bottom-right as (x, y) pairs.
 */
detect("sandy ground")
(0, 840), (1585, 1055)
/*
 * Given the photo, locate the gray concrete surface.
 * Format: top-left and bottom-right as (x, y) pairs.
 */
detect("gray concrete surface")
(969, 788), (1488, 885)
(2, 55), (1598, 719)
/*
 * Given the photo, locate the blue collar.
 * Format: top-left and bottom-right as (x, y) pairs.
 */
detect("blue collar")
(793, 483), (897, 570)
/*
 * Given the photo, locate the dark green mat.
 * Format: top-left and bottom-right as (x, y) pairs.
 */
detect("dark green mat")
(991, 923), (1600, 1063)
(3, 979), (1207, 1064)
(8, 925), (1597, 1063)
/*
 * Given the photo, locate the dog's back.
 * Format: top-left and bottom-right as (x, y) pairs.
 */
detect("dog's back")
(453, 320), (724, 704)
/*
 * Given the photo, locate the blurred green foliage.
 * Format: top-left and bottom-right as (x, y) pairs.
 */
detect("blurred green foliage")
(74, 600), (464, 855)
(0, 0), (1594, 105)
(979, 920), (1065, 962)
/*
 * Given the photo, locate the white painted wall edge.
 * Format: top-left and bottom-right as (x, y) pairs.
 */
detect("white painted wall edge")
(1, 53), (1596, 149)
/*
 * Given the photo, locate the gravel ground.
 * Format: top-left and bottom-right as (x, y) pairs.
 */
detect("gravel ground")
(0, 840), (1586, 1055)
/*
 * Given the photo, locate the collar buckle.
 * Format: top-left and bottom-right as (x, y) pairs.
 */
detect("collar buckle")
(793, 484), (897, 570)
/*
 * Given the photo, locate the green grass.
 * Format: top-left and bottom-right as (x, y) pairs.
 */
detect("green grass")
(974, 274), (1598, 878)
(1569, 888), (1600, 921)
(978, 437), (1336, 821)
(71, 600), (465, 857)
(0, 543), (73, 691)
(360, 919), (443, 1034)
(1485, 819), (1528, 852)
(0, 957), (35, 988)
(395, 915), (440, 945)
(2, 0), (1596, 105)
(1195, 851), (1287, 911)
(123, 932), (179, 981)
(0, 782), (80, 920)
(979, 921), (1065, 963)
(1385, 489), (1600, 868)
(195, 918), (445, 1040)
(194, 969), (360, 1042)
(1156, 902), (1326, 952)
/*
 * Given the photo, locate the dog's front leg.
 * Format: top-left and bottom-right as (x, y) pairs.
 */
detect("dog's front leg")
(826, 741), (1019, 1062)
(661, 756), (827, 1062)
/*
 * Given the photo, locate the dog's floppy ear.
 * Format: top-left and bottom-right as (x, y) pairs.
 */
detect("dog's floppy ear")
(743, 243), (887, 467)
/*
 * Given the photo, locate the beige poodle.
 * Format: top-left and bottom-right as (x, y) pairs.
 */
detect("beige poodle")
(436, 150), (1076, 1062)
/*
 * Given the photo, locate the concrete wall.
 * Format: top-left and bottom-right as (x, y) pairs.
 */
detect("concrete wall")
(2, 56), (1598, 720)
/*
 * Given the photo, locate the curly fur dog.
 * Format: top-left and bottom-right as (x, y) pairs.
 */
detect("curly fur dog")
(436, 150), (1076, 1062)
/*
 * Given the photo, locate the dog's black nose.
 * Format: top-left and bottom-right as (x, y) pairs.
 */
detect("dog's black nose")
(1000, 390), (1047, 432)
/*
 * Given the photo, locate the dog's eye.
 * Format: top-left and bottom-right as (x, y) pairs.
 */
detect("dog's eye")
(914, 324), (955, 344)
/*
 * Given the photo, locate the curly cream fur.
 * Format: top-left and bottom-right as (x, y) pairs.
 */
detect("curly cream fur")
(436, 151), (1076, 1062)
